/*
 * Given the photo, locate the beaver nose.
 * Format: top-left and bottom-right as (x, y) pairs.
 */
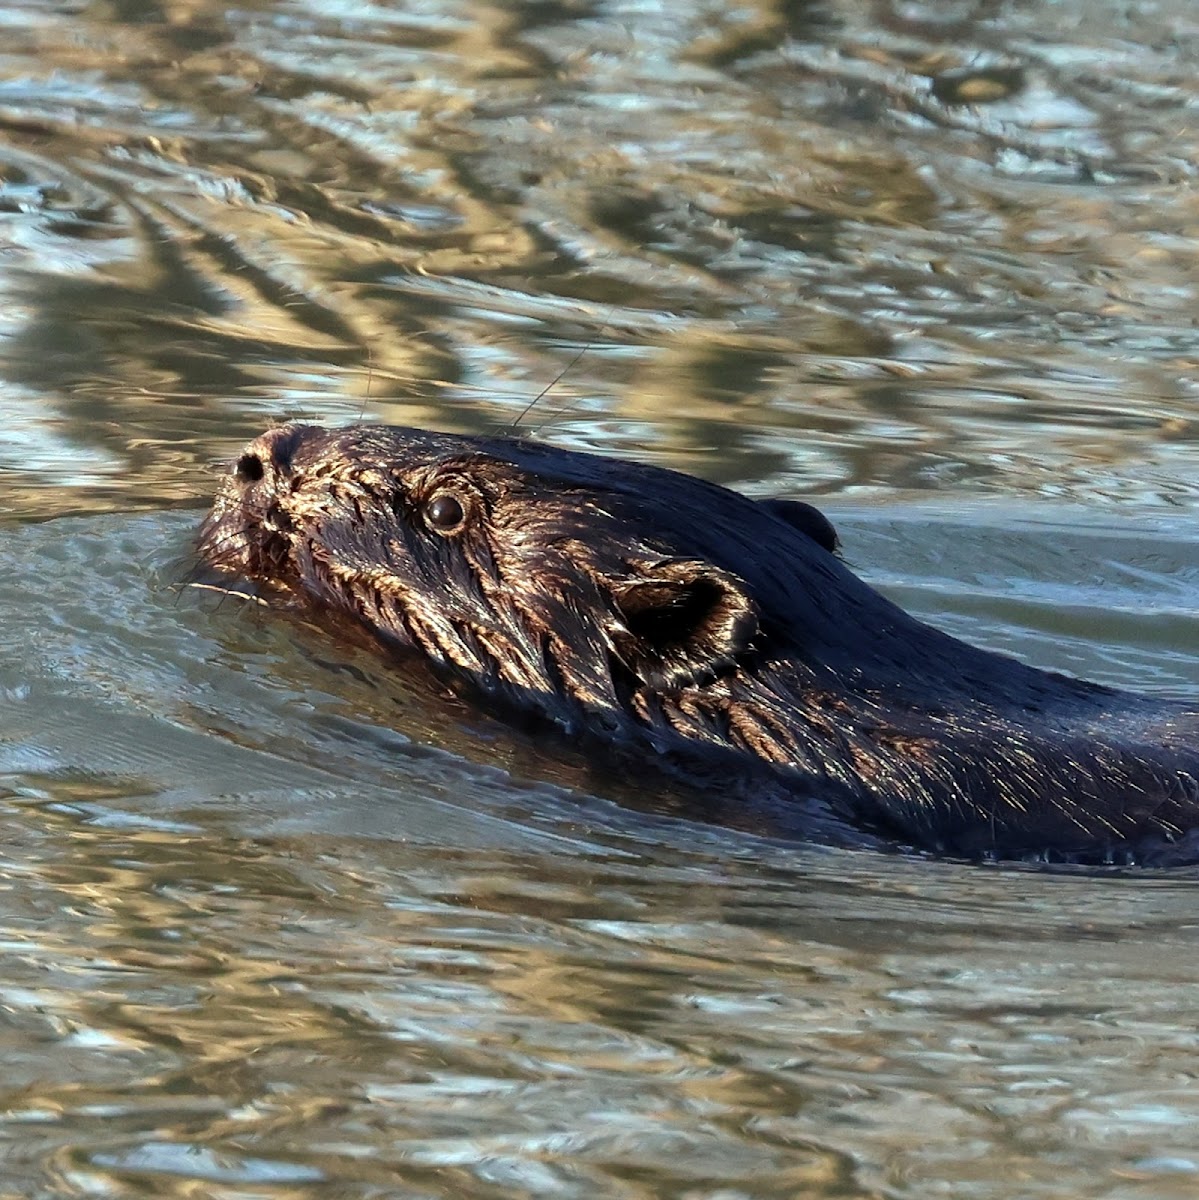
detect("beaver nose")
(232, 424), (318, 487)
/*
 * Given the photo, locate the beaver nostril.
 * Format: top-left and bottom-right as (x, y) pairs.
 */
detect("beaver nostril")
(236, 452), (265, 483)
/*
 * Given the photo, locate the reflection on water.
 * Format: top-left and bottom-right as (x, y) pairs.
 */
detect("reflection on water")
(1, 0), (1198, 1196)
(2, 0), (1198, 516)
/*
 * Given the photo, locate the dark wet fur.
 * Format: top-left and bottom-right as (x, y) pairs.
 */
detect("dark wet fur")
(197, 423), (1199, 865)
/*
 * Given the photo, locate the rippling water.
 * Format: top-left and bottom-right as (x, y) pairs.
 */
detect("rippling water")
(2, 1), (1199, 1196)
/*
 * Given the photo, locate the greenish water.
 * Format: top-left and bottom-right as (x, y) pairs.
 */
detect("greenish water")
(1, 1), (1198, 1196)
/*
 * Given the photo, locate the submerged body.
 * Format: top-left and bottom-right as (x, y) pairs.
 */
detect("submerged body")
(197, 423), (1199, 865)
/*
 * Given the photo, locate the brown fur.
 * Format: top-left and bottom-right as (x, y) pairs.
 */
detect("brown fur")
(197, 423), (1199, 865)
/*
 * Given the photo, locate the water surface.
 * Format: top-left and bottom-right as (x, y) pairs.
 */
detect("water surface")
(1, 1), (1198, 1196)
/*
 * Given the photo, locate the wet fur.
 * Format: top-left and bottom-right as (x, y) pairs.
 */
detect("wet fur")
(197, 424), (1199, 865)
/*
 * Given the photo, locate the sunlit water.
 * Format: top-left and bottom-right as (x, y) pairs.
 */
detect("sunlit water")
(2, 1), (1199, 1196)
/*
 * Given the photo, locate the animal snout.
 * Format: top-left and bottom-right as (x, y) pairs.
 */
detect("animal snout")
(232, 424), (320, 489)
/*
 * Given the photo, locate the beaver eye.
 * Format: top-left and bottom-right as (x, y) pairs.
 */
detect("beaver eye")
(425, 491), (466, 534)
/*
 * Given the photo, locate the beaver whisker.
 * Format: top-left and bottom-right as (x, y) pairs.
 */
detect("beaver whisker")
(194, 422), (1199, 867)
(181, 580), (270, 607)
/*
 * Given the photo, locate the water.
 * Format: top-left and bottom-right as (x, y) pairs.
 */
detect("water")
(1, 0), (1198, 1195)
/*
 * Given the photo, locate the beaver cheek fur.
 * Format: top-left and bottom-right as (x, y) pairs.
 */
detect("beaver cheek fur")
(197, 422), (1199, 867)
(301, 491), (764, 721)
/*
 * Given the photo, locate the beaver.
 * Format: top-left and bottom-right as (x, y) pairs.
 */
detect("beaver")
(196, 422), (1199, 865)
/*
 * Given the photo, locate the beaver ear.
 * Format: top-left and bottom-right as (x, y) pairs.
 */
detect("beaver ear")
(609, 559), (758, 690)
(759, 498), (839, 554)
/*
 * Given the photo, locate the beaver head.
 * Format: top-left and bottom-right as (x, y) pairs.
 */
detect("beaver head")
(198, 423), (843, 707)
(197, 423), (1199, 863)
